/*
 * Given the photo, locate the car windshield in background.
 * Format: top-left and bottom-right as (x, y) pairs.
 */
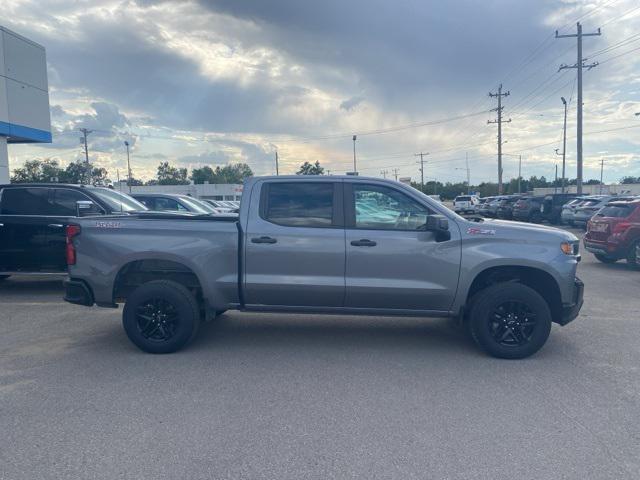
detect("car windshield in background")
(178, 196), (214, 214)
(596, 205), (633, 218)
(92, 188), (147, 212)
(455, 196), (471, 202)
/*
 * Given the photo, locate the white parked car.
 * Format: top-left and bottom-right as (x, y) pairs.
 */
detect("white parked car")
(453, 195), (479, 214)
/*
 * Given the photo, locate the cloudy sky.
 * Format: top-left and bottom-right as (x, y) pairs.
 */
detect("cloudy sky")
(4, 0), (640, 184)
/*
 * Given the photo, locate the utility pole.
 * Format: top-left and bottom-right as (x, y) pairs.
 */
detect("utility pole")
(392, 168), (399, 181)
(556, 22), (601, 195)
(414, 152), (429, 192)
(465, 152), (471, 194)
(600, 157), (604, 194)
(352, 135), (357, 174)
(275, 150), (279, 176)
(380, 169), (388, 179)
(554, 164), (558, 193)
(518, 155), (522, 194)
(79, 128), (93, 185)
(124, 141), (132, 193)
(488, 84), (511, 194)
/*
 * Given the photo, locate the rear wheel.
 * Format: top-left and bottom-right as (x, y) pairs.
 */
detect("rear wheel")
(626, 241), (640, 270)
(122, 280), (200, 354)
(594, 253), (617, 264)
(468, 283), (552, 359)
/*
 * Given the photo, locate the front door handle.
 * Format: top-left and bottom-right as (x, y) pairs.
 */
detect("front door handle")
(48, 224), (64, 229)
(251, 236), (277, 244)
(350, 239), (377, 247)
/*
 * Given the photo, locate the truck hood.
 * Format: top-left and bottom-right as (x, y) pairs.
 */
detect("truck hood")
(464, 218), (578, 242)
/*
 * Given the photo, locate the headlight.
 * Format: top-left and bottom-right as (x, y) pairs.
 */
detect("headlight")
(561, 241), (577, 255)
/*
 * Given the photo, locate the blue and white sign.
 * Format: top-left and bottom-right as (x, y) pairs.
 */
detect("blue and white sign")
(1, 26), (52, 183)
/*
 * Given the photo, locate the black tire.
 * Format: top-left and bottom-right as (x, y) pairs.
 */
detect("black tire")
(122, 280), (200, 354)
(468, 283), (552, 359)
(626, 241), (640, 270)
(0, 275), (10, 281)
(594, 253), (617, 264)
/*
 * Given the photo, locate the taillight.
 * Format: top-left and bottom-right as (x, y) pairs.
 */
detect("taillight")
(66, 225), (81, 265)
(612, 222), (631, 235)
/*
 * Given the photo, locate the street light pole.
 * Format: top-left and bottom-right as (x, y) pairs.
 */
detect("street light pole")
(560, 97), (567, 193)
(124, 141), (132, 193)
(352, 135), (357, 174)
(518, 155), (522, 194)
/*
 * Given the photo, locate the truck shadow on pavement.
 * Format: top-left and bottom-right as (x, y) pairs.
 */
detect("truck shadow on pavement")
(187, 313), (482, 358)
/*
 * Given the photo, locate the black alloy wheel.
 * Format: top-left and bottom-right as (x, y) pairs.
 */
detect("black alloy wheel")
(489, 301), (537, 347)
(135, 298), (180, 343)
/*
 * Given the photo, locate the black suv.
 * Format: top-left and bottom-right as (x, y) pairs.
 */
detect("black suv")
(540, 193), (583, 224)
(496, 195), (523, 220)
(512, 196), (545, 223)
(0, 184), (146, 277)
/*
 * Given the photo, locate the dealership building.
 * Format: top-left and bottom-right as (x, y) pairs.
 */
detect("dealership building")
(115, 182), (243, 201)
(0, 26), (52, 184)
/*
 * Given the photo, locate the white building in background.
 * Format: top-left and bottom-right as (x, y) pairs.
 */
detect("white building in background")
(533, 183), (640, 196)
(115, 181), (243, 201)
(0, 26), (52, 183)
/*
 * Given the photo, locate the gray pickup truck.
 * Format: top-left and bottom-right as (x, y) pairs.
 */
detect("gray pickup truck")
(64, 176), (583, 359)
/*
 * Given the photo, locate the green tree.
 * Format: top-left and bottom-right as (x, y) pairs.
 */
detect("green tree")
(11, 158), (64, 183)
(296, 161), (324, 175)
(621, 176), (639, 184)
(156, 161), (189, 185)
(190, 163), (253, 184)
(213, 163), (253, 183)
(191, 166), (216, 184)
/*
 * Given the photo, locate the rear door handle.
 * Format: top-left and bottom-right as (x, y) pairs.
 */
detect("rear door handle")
(350, 239), (377, 247)
(251, 236), (277, 244)
(48, 224), (64, 229)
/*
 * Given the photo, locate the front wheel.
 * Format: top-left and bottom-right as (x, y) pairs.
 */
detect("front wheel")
(626, 241), (640, 270)
(122, 280), (200, 354)
(468, 283), (552, 359)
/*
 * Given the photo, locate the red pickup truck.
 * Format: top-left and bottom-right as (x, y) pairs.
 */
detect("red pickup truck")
(584, 199), (640, 269)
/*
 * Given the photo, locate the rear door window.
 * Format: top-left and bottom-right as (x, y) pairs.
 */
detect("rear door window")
(263, 182), (336, 227)
(51, 189), (98, 216)
(0, 187), (52, 215)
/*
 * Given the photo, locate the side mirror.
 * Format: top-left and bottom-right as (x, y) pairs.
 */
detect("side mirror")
(423, 214), (451, 242)
(76, 200), (97, 217)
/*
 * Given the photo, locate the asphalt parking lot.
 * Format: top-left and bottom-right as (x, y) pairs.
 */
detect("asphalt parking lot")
(1, 227), (640, 480)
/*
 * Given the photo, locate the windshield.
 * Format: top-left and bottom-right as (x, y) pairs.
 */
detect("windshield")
(92, 188), (148, 212)
(455, 196), (471, 202)
(176, 196), (213, 214)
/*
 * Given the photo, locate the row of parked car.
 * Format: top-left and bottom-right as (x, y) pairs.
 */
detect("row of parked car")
(0, 183), (239, 277)
(453, 192), (640, 268)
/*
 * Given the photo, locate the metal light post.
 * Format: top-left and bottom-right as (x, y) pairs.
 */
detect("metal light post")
(352, 135), (357, 174)
(124, 140), (132, 193)
(560, 97), (568, 193)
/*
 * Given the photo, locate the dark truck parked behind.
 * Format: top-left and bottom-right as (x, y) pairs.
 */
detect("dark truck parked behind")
(65, 176), (583, 359)
(0, 184), (146, 277)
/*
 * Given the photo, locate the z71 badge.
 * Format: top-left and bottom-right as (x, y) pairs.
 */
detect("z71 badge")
(95, 221), (121, 229)
(467, 227), (496, 235)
